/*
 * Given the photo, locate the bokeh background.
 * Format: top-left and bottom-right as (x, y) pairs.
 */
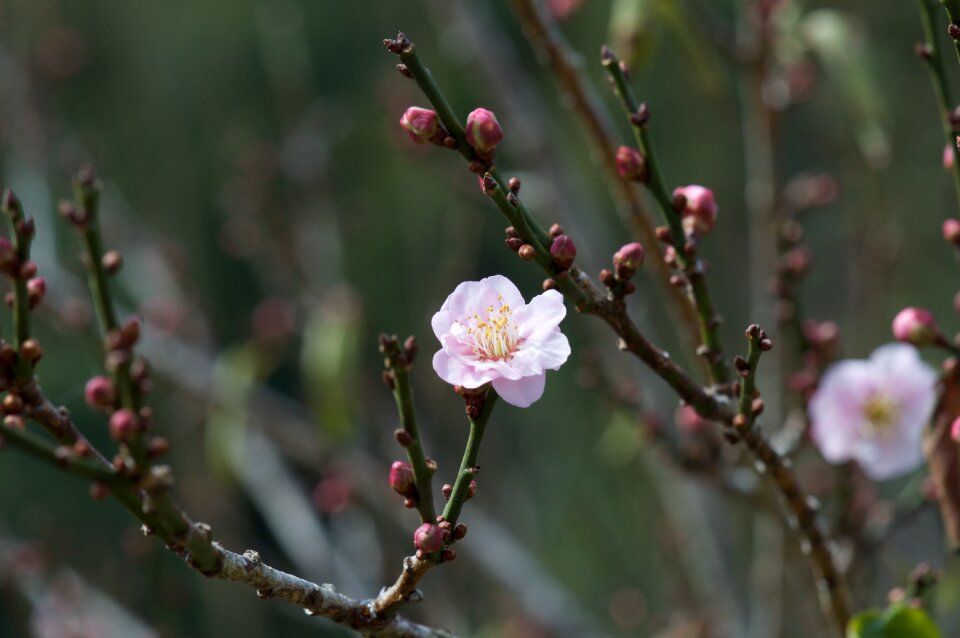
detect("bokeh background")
(0, 0), (957, 636)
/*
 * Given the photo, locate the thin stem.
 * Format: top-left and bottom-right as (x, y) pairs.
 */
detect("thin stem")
(386, 36), (850, 632)
(507, 0), (706, 356)
(391, 363), (437, 525)
(939, 0), (960, 65)
(0, 423), (117, 483)
(1, 191), (36, 382)
(919, 0), (960, 211)
(601, 49), (730, 384)
(737, 327), (766, 423)
(442, 390), (497, 526)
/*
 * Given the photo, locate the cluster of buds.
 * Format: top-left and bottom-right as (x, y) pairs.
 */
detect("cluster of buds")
(412, 515), (468, 561)
(891, 307), (945, 348)
(441, 479), (477, 502)
(771, 219), (809, 323)
(600, 242), (644, 298)
(379, 333), (418, 389)
(503, 226), (536, 262)
(672, 185), (718, 236)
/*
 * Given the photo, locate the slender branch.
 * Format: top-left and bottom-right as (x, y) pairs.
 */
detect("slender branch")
(1, 190), (36, 382)
(442, 390), (497, 526)
(919, 0), (960, 212)
(0, 422), (116, 483)
(383, 335), (438, 525)
(507, 0), (706, 354)
(385, 34), (850, 635)
(939, 0), (960, 65)
(736, 324), (769, 426)
(600, 48), (730, 384)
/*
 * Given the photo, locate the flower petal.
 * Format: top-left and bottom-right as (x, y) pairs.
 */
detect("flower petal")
(433, 349), (496, 388)
(493, 373), (547, 408)
(513, 289), (566, 340)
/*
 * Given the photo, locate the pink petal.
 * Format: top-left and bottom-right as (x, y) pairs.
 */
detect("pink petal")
(493, 373), (546, 408)
(433, 349), (496, 388)
(513, 289), (566, 340)
(512, 328), (570, 372)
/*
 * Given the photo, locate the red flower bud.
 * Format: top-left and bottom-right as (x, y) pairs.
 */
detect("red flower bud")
(549, 234), (577, 269)
(413, 522), (445, 553)
(613, 242), (645, 281)
(615, 146), (647, 182)
(673, 185), (718, 235)
(891, 307), (940, 346)
(400, 107), (439, 144)
(389, 460), (416, 498)
(109, 409), (137, 442)
(84, 376), (117, 409)
(465, 108), (503, 153)
(943, 218), (960, 247)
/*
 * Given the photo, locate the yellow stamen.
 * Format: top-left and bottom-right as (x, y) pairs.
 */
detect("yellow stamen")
(460, 296), (519, 361)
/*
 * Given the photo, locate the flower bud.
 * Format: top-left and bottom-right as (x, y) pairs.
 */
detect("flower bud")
(399, 107), (439, 144)
(952, 416), (960, 443)
(944, 219), (960, 247)
(109, 408), (137, 442)
(465, 108), (503, 153)
(389, 460), (416, 498)
(413, 522), (444, 553)
(613, 242), (645, 281)
(673, 185), (718, 235)
(549, 234), (577, 269)
(517, 244), (535, 261)
(27, 277), (45, 307)
(84, 376), (117, 409)
(615, 146), (647, 182)
(891, 307), (940, 346)
(945, 144), (956, 170)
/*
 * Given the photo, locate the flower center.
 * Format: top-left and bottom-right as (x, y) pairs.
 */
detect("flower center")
(861, 392), (900, 436)
(464, 297), (519, 361)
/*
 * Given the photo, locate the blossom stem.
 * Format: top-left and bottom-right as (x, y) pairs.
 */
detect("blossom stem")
(391, 361), (438, 525)
(1, 192), (36, 383)
(938, 0), (960, 65)
(442, 389), (498, 527)
(70, 172), (147, 466)
(600, 48), (730, 384)
(918, 0), (960, 211)
(507, 0), (707, 355)
(0, 421), (117, 483)
(737, 325), (767, 425)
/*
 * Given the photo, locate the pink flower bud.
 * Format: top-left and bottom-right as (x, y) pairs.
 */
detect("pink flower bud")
(549, 234), (577, 269)
(674, 185), (718, 235)
(465, 108), (503, 153)
(952, 416), (960, 443)
(84, 376), (117, 409)
(613, 242), (645, 281)
(944, 219), (960, 247)
(399, 107), (439, 144)
(27, 277), (45, 307)
(389, 460), (416, 498)
(615, 146), (647, 182)
(413, 522), (444, 553)
(109, 408), (137, 442)
(891, 307), (940, 346)
(945, 144), (955, 170)
(675, 405), (708, 434)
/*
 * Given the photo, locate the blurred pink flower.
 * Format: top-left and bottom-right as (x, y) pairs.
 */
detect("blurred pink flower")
(432, 275), (570, 408)
(809, 343), (936, 480)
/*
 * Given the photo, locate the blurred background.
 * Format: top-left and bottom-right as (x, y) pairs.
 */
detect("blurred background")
(0, 0), (957, 636)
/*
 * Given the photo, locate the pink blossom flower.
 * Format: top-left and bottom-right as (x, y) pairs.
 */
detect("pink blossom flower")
(432, 275), (570, 408)
(808, 343), (936, 480)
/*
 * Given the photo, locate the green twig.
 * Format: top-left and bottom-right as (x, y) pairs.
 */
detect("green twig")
(1, 191), (36, 382)
(919, 0), (960, 211)
(940, 0), (960, 65)
(388, 351), (437, 525)
(600, 48), (730, 384)
(442, 390), (498, 527)
(736, 325), (768, 426)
